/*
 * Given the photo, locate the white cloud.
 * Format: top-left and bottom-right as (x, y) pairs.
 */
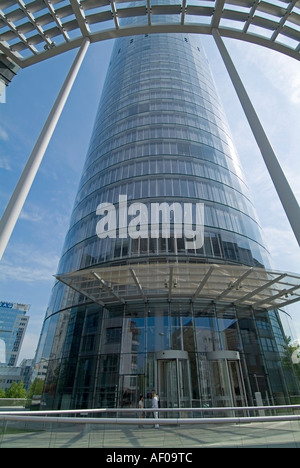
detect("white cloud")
(229, 41), (300, 105)
(20, 208), (43, 223)
(0, 126), (8, 141)
(0, 157), (11, 171)
(0, 261), (59, 283)
(284, 168), (300, 202)
(0, 246), (60, 283)
(263, 225), (300, 271)
(260, 53), (300, 105)
(16, 202), (71, 246)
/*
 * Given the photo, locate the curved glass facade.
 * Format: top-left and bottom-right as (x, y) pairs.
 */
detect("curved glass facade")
(58, 33), (269, 276)
(35, 31), (299, 410)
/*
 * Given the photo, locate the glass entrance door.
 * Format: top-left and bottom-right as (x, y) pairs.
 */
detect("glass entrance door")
(208, 351), (247, 408)
(210, 360), (231, 407)
(158, 360), (178, 409)
(228, 360), (247, 407)
(156, 350), (192, 409)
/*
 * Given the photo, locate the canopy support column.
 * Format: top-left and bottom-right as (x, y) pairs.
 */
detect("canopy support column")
(212, 29), (300, 247)
(0, 38), (90, 261)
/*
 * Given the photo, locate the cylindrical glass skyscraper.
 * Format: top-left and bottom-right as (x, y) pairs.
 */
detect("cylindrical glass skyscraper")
(35, 30), (299, 410)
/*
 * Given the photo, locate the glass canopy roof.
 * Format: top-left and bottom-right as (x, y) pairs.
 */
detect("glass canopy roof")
(1, 0), (300, 69)
(56, 263), (300, 310)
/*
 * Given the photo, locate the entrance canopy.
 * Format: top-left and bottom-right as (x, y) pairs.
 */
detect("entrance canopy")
(56, 263), (300, 310)
(1, 0), (300, 69)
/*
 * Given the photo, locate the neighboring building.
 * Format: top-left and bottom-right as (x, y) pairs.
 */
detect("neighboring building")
(0, 53), (19, 103)
(19, 359), (34, 391)
(34, 23), (299, 409)
(0, 53), (19, 87)
(31, 358), (48, 383)
(0, 301), (30, 367)
(0, 359), (33, 392)
(0, 366), (23, 392)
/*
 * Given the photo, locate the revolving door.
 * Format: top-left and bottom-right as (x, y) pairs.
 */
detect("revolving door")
(155, 350), (192, 408)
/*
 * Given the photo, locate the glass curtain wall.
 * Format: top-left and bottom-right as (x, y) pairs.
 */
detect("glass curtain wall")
(38, 299), (297, 410)
(58, 32), (269, 276)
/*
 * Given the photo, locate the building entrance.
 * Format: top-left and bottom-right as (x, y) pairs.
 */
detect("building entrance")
(155, 350), (192, 408)
(208, 351), (248, 407)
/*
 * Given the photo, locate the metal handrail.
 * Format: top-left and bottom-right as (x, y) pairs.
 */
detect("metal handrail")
(0, 413), (300, 426)
(1, 405), (300, 449)
(0, 404), (300, 418)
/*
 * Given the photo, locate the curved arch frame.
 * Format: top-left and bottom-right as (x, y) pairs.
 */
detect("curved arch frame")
(0, 1), (299, 68)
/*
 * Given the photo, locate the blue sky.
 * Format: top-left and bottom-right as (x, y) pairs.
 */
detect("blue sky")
(0, 35), (299, 363)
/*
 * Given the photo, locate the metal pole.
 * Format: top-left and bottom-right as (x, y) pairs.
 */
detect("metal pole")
(212, 29), (300, 247)
(0, 37), (90, 261)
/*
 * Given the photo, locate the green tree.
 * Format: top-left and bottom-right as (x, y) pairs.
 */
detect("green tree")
(0, 388), (6, 398)
(27, 378), (44, 399)
(282, 337), (300, 381)
(5, 381), (27, 398)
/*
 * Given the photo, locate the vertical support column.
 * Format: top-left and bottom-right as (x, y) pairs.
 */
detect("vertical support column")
(212, 29), (300, 247)
(0, 37), (90, 261)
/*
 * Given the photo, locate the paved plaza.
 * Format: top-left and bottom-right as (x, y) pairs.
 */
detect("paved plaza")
(1, 420), (300, 448)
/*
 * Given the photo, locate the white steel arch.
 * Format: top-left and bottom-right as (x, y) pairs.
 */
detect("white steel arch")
(0, 0), (300, 69)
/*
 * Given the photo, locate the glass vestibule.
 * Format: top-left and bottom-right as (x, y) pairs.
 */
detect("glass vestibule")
(207, 351), (248, 407)
(155, 350), (192, 409)
(40, 300), (297, 410)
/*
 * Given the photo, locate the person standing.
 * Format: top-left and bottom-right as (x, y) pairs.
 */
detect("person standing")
(152, 390), (159, 428)
(138, 395), (144, 428)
